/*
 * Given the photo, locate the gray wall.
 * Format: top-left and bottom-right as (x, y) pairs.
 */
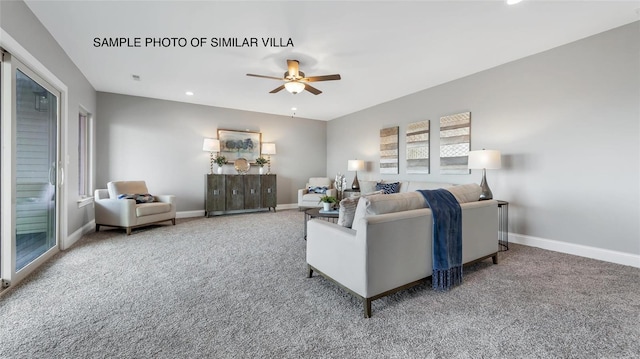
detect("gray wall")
(327, 22), (639, 256)
(96, 92), (327, 211)
(1, 0), (98, 236)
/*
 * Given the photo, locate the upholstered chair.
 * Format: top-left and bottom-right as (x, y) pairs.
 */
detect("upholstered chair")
(94, 180), (176, 235)
(297, 177), (338, 209)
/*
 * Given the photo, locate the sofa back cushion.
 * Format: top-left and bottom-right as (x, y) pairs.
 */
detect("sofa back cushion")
(446, 183), (482, 203)
(352, 192), (426, 230)
(401, 181), (454, 193)
(108, 181), (149, 199)
(307, 177), (332, 188)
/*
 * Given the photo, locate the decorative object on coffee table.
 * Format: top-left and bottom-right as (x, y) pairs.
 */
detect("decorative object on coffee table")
(261, 142), (276, 174)
(467, 149), (501, 200)
(334, 173), (346, 200)
(348, 159), (364, 190)
(202, 138), (220, 174)
(318, 195), (337, 211)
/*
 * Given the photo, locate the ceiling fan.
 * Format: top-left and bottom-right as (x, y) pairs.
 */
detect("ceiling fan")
(246, 59), (341, 95)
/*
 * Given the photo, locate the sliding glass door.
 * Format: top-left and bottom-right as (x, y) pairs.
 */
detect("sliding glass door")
(1, 51), (61, 287)
(14, 69), (58, 271)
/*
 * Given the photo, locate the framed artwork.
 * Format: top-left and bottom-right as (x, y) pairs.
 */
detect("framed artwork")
(406, 120), (430, 174)
(380, 126), (399, 174)
(217, 129), (262, 163)
(439, 112), (471, 174)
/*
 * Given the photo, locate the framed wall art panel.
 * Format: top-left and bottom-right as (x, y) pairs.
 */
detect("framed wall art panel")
(380, 126), (399, 174)
(218, 129), (262, 163)
(439, 112), (470, 174)
(406, 120), (430, 174)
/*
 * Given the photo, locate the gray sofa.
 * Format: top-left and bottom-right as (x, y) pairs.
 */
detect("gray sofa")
(306, 182), (498, 317)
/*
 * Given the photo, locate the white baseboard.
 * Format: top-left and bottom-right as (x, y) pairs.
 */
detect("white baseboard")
(63, 220), (95, 250)
(177, 204), (299, 218)
(510, 233), (640, 268)
(177, 210), (205, 218)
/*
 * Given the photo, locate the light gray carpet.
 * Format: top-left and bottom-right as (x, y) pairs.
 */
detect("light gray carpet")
(1, 210), (639, 358)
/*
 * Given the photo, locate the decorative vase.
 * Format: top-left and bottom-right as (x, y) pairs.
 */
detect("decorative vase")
(322, 202), (331, 211)
(259, 167), (264, 175)
(217, 166), (223, 174)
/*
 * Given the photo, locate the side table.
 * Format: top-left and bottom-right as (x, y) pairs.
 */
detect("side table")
(497, 200), (509, 251)
(304, 207), (339, 240)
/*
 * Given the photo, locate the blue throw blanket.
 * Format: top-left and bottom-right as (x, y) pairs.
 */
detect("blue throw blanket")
(417, 189), (463, 290)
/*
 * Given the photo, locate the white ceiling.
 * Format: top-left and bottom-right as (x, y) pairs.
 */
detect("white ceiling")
(24, 0), (640, 121)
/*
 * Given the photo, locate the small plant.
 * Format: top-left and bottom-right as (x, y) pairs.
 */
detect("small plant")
(214, 155), (227, 166)
(255, 157), (268, 167)
(318, 195), (337, 204)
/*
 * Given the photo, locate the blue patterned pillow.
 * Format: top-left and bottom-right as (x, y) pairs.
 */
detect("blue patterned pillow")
(308, 186), (329, 194)
(376, 182), (400, 194)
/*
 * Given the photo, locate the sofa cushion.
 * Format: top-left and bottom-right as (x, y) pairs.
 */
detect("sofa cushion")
(446, 183), (482, 203)
(136, 202), (171, 217)
(118, 193), (155, 204)
(352, 192), (426, 230)
(402, 181), (455, 193)
(376, 182), (400, 194)
(108, 181), (149, 199)
(308, 177), (332, 188)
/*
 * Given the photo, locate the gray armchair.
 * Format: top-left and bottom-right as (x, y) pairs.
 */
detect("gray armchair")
(94, 180), (176, 235)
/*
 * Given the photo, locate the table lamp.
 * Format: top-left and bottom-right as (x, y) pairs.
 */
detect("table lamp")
(468, 149), (501, 200)
(347, 159), (365, 190)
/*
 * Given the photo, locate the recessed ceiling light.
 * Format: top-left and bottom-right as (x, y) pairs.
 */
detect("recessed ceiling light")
(291, 107), (297, 111)
(185, 91), (194, 96)
(507, 0), (523, 4)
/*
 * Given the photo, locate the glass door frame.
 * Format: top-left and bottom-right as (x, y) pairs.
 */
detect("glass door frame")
(1, 51), (64, 287)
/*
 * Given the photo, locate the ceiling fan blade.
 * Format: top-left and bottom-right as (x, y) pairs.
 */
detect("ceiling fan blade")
(247, 73), (284, 81)
(303, 74), (341, 82)
(287, 59), (299, 78)
(304, 84), (322, 95)
(269, 85), (285, 93)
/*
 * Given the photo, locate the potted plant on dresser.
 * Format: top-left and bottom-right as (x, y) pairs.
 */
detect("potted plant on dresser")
(255, 157), (268, 174)
(318, 195), (337, 211)
(214, 155), (227, 174)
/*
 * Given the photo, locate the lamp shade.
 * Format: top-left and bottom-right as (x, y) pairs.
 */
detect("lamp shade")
(347, 159), (365, 171)
(284, 81), (305, 94)
(468, 150), (501, 169)
(203, 138), (220, 152)
(262, 143), (276, 155)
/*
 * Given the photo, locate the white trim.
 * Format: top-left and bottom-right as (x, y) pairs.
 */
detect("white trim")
(510, 233), (640, 268)
(177, 210), (205, 218)
(277, 203), (298, 210)
(62, 220), (95, 250)
(77, 196), (94, 208)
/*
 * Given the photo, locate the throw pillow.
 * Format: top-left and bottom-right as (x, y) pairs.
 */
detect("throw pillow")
(308, 186), (328, 194)
(376, 182), (400, 194)
(337, 190), (384, 228)
(117, 193), (155, 204)
(337, 197), (359, 228)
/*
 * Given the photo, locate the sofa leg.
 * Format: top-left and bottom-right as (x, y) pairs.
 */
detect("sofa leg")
(95, 224), (100, 232)
(126, 227), (132, 235)
(492, 253), (499, 264)
(307, 266), (313, 278)
(364, 298), (372, 318)
(171, 218), (176, 225)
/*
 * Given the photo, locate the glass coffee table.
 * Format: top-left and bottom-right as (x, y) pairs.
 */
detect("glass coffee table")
(304, 207), (339, 239)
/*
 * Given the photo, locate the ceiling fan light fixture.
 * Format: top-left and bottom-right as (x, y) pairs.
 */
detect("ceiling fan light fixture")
(284, 81), (305, 94)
